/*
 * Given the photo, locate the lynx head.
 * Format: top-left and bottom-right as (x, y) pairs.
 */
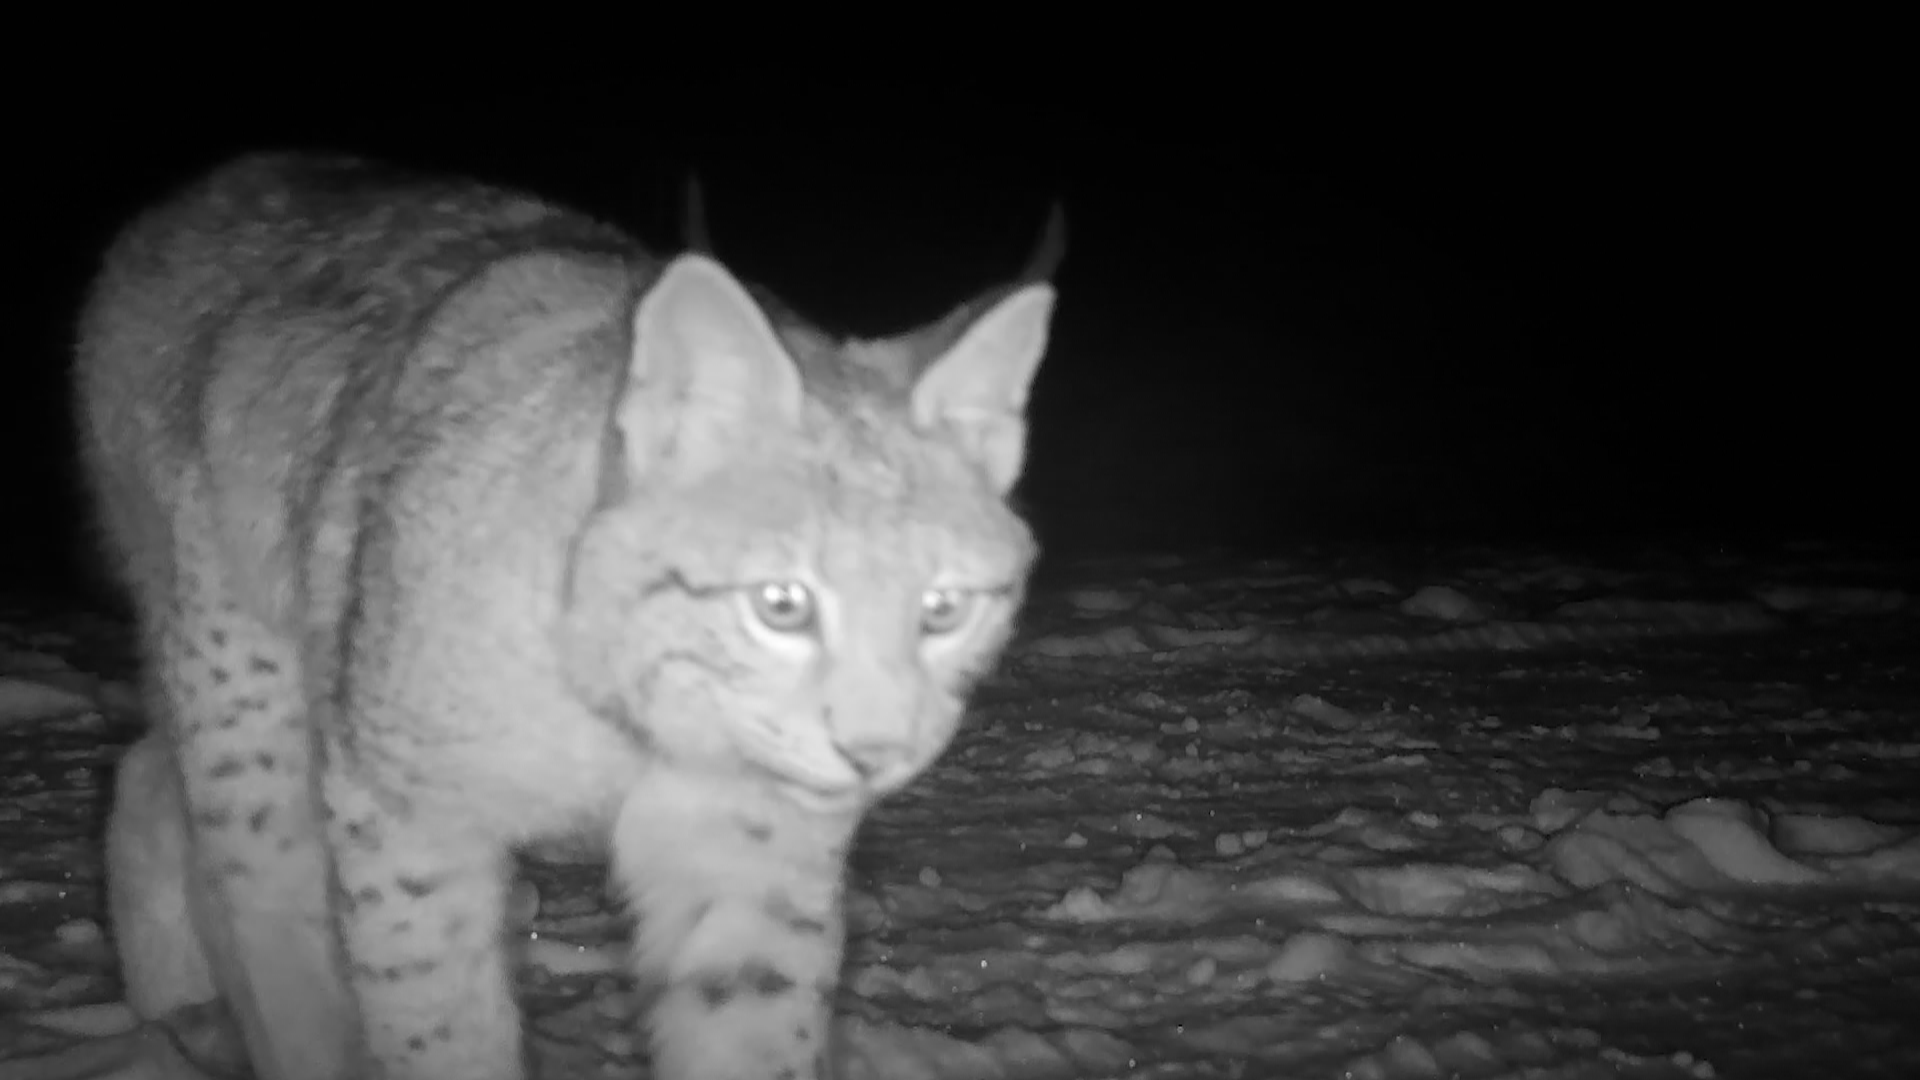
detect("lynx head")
(561, 248), (1055, 810)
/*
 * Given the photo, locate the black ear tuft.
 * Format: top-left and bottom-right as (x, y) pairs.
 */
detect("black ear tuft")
(683, 173), (714, 256)
(1018, 201), (1068, 284)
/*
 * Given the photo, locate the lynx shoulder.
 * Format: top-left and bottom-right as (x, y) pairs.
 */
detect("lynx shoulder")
(76, 152), (1058, 1080)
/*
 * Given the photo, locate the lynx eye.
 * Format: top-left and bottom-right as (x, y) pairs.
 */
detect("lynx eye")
(749, 581), (817, 634)
(920, 588), (975, 635)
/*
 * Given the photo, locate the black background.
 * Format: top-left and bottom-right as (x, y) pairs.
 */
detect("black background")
(4, 58), (1907, 598)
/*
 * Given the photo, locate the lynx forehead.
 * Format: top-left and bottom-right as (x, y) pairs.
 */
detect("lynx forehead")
(76, 152), (1059, 1079)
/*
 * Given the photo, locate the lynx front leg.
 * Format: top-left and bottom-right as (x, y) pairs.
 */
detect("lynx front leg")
(322, 763), (524, 1080)
(615, 774), (855, 1080)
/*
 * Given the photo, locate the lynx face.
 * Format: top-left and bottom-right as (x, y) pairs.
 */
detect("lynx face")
(560, 257), (1046, 811)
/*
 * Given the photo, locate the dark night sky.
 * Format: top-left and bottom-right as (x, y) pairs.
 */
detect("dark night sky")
(4, 69), (1907, 595)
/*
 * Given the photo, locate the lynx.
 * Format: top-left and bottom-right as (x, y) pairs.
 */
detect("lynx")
(76, 153), (1057, 1080)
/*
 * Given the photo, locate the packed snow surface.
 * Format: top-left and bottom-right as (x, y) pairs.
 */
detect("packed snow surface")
(2, 542), (1915, 1078)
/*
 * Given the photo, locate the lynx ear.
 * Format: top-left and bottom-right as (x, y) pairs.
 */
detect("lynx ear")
(910, 283), (1055, 494)
(616, 254), (803, 482)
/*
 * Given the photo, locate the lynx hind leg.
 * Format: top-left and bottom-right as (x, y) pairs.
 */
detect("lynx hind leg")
(106, 731), (281, 1078)
(615, 778), (851, 1080)
(106, 728), (217, 1019)
(148, 567), (358, 1080)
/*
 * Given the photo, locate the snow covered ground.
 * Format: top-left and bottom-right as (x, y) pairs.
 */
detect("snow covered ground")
(1, 541), (1916, 1079)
